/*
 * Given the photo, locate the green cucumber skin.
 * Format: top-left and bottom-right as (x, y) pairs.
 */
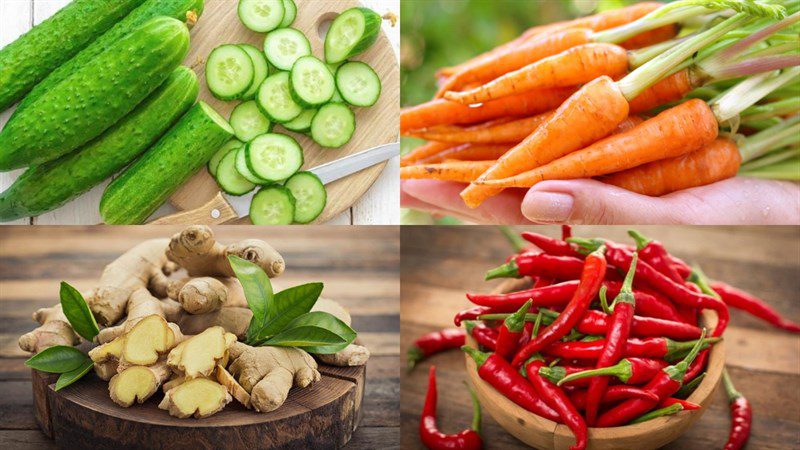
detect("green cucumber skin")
(0, 67), (198, 222)
(325, 7), (382, 64)
(0, 17), (190, 171)
(14, 0), (205, 115)
(100, 102), (233, 224)
(0, 0), (146, 111)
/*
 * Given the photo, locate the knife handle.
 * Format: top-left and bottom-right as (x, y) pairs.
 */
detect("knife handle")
(150, 192), (239, 225)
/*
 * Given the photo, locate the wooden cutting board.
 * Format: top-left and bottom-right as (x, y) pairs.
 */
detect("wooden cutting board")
(162, 0), (399, 224)
(32, 363), (366, 449)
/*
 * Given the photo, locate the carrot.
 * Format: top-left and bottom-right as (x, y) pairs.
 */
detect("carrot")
(477, 99), (719, 188)
(400, 87), (575, 133)
(445, 43), (630, 105)
(460, 76), (630, 208)
(601, 138), (741, 196)
(629, 69), (695, 113)
(620, 23), (679, 50)
(408, 111), (556, 145)
(400, 160), (496, 183)
(417, 144), (512, 165)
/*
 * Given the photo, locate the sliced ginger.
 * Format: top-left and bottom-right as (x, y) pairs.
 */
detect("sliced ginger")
(109, 361), (171, 407)
(122, 315), (180, 366)
(216, 364), (251, 409)
(167, 326), (236, 378)
(159, 378), (232, 418)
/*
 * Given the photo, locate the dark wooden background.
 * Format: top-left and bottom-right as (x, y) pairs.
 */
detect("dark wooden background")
(0, 225), (400, 449)
(401, 226), (800, 449)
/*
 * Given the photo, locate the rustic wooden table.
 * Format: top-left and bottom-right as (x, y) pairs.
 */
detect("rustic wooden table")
(400, 226), (800, 450)
(0, 226), (400, 449)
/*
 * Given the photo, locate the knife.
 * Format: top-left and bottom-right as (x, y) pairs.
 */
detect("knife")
(151, 142), (399, 224)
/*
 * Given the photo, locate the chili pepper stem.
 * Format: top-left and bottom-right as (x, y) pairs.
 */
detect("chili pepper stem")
(407, 347), (425, 370)
(665, 329), (707, 380)
(485, 260), (519, 280)
(629, 403), (684, 424)
(676, 373), (706, 398)
(557, 359), (633, 386)
(628, 230), (652, 250)
(462, 345), (488, 366)
(722, 368), (743, 402)
(463, 381), (482, 433)
(498, 226), (527, 252)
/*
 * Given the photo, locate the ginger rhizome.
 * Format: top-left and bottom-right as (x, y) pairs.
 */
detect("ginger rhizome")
(167, 327), (236, 379)
(159, 378), (232, 418)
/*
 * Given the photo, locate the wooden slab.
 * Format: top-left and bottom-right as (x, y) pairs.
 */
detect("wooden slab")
(32, 364), (365, 450)
(163, 0), (399, 224)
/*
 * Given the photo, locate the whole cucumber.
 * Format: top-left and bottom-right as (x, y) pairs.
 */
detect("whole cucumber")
(0, 0), (146, 111)
(0, 16), (190, 171)
(100, 102), (234, 224)
(14, 0), (205, 115)
(0, 67), (199, 222)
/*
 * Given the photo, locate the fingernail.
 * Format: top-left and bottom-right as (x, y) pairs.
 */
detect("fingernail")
(522, 191), (574, 223)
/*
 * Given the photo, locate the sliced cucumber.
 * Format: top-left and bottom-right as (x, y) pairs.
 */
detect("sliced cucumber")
(230, 100), (273, 142)
(235, 146), (269, 184)
(263, 28), (311, 71)
(327, 62), (346, 102)
(250, 185), (295, 225)
(239, 44), (270, 101)
(206, 44), (254, 101)
(279, 0), (297, 27)
(311, 103), (355, 148)
(285, 171), (327, 223)
(324, 7), (381, 64)
(246, 133), (303, 181)
(282, 109), (317, 133)
(216, 150), (255, 195)
(238, 0), (285, 33)
(336, 61), (381, 107)
(209, 140), (243, 177)
(290, 56), (336, 107)
(257, 71), (303, 123)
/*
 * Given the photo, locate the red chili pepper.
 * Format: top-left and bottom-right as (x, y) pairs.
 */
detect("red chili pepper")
(570, 385), (660, 410)
(722, 369), (751, 450)
(512, 247), (607, 367)
(454, 306), (493, 326)
(420, 366), (483, 450)
(659, 397), (700, 411)
(464, 321), (498, 351)
(574, 310), (702, 341)
(712, 281), (800, 333)
(525, 358), (587, 450)
(517, 321), (534, 349)
(595, 329), (708, 427)
(628, 230), (684, 283)
(495, 301), (532, 360)
(485, 253), (586, 281)
(466, 281), (579, 311)
(603, 281), (684, 323)
(532, 277), (554, 288)
(562, 225), (572, 240)
(543, 336), (720, 361)
(462, 346), (560, 422)
(408, 329), (466, 370)
(684, 349), (709, 383)
(553, 357), (669, 386)
(521, 232), (580, 257)
(538, 364), (596, 387)
(629, 403), (684, 424)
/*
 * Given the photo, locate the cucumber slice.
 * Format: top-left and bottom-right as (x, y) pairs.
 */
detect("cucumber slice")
(238, 0), (285, 33)
(282, 109), (317, 133)
(239, 44), (270, 101)
(290, 56), (336, 107)
(310, 103), (355, 148)
(246, 133), (303, 181)
(215, 147), (255, 196)
(235, 146), (269, 184)
(206, 44), (255, 101)
(263, 28), (311, 71)
(336, 61), (381, 107)
(324, 7), (381, 64)
(230, 100), (273, 142)
(250, 185), (295, 225)
(279, 0), (297, 27)
(257, 72), (303, 123)
(209, 140), (243, 177)
(285, 171), (327, 223)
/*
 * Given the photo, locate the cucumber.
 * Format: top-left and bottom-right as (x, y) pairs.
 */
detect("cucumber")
(206, 44), (255, 101)
(285, 171), (327, 223)
(216, 150), (255, 195)
(238, 0), (284, 33)
(310, 103), (356, 148)
(230, 100), (273, 142)
(264, 28), (311, 71)
(324, 7), (382, 64)
(246, 133), (303, 181)
(239, 44), (270, 100)
(0, 0), (146, 111)
(0, 17), (190, 171)
(279, 0), (297, 27)
(290, 56), (336, 107)
(336, 61), (381, 107)
(236, 147), (269, 184)
(0, 67), (198, 222)
(13, 0), (204, 115)
(100, 102), (234, 224)
(250, 185), (295, 225)
(282, 109), (317, 133)
(257, 72), (303, 123)
(208, 140), (243, 177)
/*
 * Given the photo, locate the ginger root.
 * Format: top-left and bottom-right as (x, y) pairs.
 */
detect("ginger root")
(167, 326), (236, 378)
(159, 378), (232, 418)
(90, 314), (182, 374)
(18, 304), (79, 353)
(108, 361), (171, 407)
(315, 343), (370, 367)
(177, 277), (229, 314)
(216, 364), (251, 409)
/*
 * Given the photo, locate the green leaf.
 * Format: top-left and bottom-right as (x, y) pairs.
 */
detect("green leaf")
(25, 346), (88, 373)
(55, 358), (94, 391)
(59, 282), (99, 341)
(267, 311), (356, 354)
(227, 255), (274, 342)
(262, 326), (347, 348)
(250, 283), (324, 343)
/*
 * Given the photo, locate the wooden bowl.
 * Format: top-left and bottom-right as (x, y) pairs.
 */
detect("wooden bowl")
(464, 278), (725, 450)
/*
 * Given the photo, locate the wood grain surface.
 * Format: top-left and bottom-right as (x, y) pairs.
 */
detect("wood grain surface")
(400, 226), (800, 450)
(0, 225), (400, 449)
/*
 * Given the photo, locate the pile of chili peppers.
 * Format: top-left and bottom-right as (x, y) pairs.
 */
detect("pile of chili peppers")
(410, 226), (795, 450)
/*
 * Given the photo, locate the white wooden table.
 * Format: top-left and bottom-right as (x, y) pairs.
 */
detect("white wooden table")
(0, 0), (400, 225)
